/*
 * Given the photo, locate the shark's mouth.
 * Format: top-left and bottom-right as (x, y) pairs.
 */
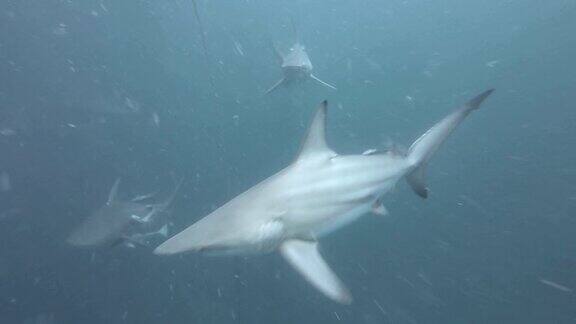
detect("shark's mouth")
(283, 67), (310, 80)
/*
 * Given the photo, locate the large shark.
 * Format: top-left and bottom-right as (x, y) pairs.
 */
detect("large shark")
(155, 89), (495, 303)
(265, 24), (337, 94)
(68, 178), (181, 248)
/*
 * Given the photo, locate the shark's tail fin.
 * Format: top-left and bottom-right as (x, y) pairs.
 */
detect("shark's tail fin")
(406, 89), (494, 198)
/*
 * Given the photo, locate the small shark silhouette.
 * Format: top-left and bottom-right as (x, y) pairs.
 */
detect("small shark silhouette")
(67, 178), (181, 248)
(155, 90), (495, 303)
(265, 22), (337, 94)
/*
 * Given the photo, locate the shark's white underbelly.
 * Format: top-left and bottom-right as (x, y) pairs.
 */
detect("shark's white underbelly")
(313, 201), (372, 237)
(281, 171), (401, 239)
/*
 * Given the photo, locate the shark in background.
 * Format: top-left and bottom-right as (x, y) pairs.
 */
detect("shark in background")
(67, 178), (182, 249)
(265, 21), (337, 94)
(155, 89), (495, 303)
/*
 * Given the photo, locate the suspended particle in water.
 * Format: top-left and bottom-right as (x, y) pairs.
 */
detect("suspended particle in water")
(540, 278), (572, 293)
(0, 171), (11, 192)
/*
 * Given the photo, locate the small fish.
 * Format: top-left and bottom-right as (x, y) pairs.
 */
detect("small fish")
(151, 112), (160, 127)
(124, 97), (141, 113)
(233, 39), (245, 57)
(373, 299), (388, 315)
(0, 128), (16, 136)
(52, 23), (68, 36)
(232, 115), (240, 126)
(485, 60), (500, 68)
(0, 208), (21, 221)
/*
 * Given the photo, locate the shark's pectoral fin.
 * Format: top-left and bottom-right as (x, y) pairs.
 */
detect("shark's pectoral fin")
(265, 78), (285, 95)
(110, 237), (126, 248)
(310, 74), (337, 90)
(280, 239), (352, 304)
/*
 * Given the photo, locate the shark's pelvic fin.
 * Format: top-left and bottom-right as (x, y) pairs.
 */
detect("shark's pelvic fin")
(406, 165), (428, 198)
(310, 74), (337, 90)
(372, 199), (388, 216)
(407, 89), (495, 198)
(280, 239), (352, 304)
(265, 78), (285, 95)
(107, 178), (121, 205)
(296, 101), (336, 161)
(110, 237), (126, 248)
(158, 224), (169, 237)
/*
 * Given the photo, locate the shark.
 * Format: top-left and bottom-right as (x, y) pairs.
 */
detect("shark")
(265, 23), (337, 94)
(67, 178), (181, 248)
(155, 89), (495, 303)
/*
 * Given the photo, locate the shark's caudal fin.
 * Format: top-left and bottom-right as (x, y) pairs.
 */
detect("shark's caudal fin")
(310, 74), (337, 91)
(280, 239), (352, 304)
(406, 89), (495, 198)
(265, 78), (285, 95)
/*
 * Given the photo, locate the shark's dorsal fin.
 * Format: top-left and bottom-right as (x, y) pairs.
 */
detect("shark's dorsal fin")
(107, 178), (121, 205)
(296, 101), (335, 161)
(280, 239), (352, 304)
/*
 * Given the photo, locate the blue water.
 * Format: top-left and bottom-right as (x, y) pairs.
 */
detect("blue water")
(1, 0), (575, 323)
